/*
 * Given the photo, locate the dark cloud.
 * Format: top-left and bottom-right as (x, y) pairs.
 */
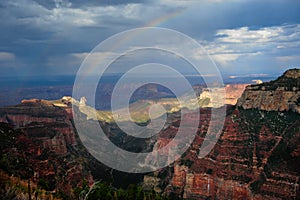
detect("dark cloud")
(34, 0), (150, 9)
(162, 0), (300, 41)
(0, 0), (299, 76)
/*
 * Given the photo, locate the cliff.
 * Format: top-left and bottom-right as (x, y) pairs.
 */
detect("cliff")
(0, 99), (96, 198)
(0, 97), (145, 197)
(237, 69), (300, 113)
(152, 108), (300, 200)
(144, 69), (300, 199)
(225, 84), (249, 105)
(0, 98), (77, 148)
(200, 84), (248, 107)
(0, 71), (299, 199)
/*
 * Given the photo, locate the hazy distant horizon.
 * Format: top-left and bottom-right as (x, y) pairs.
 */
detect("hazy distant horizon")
(0, 72), (277, 108)
(0, 73), (278, 89)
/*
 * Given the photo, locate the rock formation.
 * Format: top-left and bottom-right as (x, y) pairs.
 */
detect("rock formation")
(155, 107), (300, 199)
(200, 84), (248, 107)
(147, 69), (300, 199)
(0, 99), (94, 198)
(0, 69), (299, 199)
(237, 68), (300, 113)
(225, 84), (249, 105)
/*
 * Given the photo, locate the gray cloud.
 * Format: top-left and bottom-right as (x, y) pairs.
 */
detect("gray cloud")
(34, 0), (150, 9)
(0, 0), (299, 76)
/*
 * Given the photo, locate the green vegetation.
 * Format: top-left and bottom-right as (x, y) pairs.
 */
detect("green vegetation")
(252, 69), (300, 91)
(240, 109), (298, 136)
(37, 178), (49, 191)
(206, 168), (213, 175)
(76, 182), (169, 200)
(198, 97), (210, 107)
(0, 169), (60, 200)
(240, 108), (300, 193)
(250, 174), (266, 192)
(180, 159), (194, 167)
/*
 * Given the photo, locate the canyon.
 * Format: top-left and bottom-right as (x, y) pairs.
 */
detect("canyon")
(0, 70), (299, 199)
(144, 69), (300, 199)
(146, 108), (300, 199)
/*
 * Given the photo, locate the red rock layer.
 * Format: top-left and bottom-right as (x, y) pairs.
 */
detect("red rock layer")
(158, 108), (300, 199)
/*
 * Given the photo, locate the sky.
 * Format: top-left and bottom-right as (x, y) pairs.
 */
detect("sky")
(0, 0), (300, 78)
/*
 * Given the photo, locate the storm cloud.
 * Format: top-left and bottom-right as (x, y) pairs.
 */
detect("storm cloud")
(0, 0), (299, 77)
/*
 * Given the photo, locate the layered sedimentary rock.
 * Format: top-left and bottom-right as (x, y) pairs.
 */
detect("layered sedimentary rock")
(0, 99), (77, 153)
(0, 97), (148, 196)
(0, 99), (94, 197)
(200, 84), (248, 107)
(0, 70), (299, 199)
(237, 69), (300, 113)
(158, 108), (299, 200)
(225, 84), (249, 105)
(150, 69), (300, 199)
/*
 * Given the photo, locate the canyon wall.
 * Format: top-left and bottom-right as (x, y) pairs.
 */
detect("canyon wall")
(237, 69), (300, 113)
(146, 69), (300, 199)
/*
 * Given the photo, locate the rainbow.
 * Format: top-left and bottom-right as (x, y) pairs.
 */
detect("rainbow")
(144, 9), (184, 27)
(83, 10), (185, 76)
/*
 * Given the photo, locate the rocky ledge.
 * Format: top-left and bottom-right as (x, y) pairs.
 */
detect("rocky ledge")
(237, 68), (300, 113)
